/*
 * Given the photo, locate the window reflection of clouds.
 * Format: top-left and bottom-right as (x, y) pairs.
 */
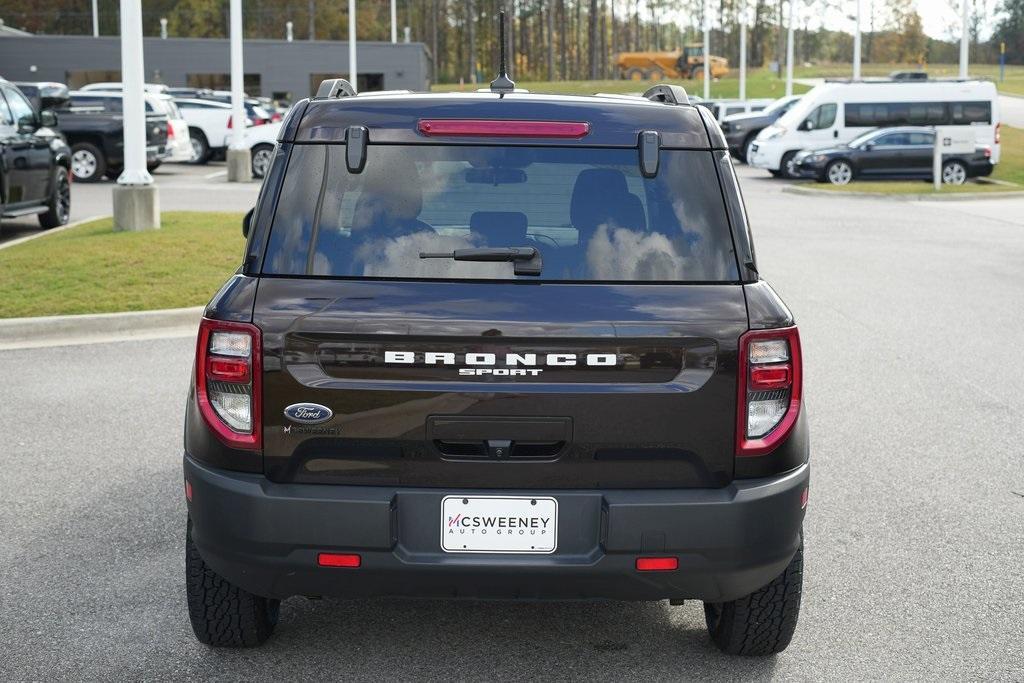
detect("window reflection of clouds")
(266, 145), (739, 281)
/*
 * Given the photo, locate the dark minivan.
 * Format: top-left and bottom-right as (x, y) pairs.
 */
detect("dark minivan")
(183, 79), (809, 656)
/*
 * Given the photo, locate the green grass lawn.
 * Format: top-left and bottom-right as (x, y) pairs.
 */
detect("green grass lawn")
(433, 63), (1024, 98)
(0, 211), (245, 319)
(812, 125), (1023, 194)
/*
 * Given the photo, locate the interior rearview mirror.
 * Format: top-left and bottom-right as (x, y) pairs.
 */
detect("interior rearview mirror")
(242, 207), (254, 238)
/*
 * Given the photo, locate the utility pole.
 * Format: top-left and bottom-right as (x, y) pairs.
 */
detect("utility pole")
(92, 0), (99, 37)
(112, 0), (159, 231)
(287, 20), (294, 42)
(703, 0), (710, 100)
(853, 0), (861, 79)
(785, 0), (794, 96)
(308, 0), (315, 40)
(349, 0), (358, 86)
(467, 0), (476, 83)
(227, 0), (251, 182)
(160, 17), (168, 39)
(739, 4), (747, 101)
(391, 0), (397, 43)
(959, 0), (969, 78)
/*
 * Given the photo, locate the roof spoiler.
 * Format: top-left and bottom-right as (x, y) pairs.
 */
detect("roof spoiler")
(315, 78), (356, 99)
(642, 85), (689, 105)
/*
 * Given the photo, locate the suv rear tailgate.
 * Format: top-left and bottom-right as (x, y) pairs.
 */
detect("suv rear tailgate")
(256, 279), (745, 489)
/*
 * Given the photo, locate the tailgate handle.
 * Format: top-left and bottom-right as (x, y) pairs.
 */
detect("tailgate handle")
(427, 416), (572, 460)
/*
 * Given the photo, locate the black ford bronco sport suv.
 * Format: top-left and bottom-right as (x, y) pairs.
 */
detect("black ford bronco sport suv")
(184, 76), (809, 656)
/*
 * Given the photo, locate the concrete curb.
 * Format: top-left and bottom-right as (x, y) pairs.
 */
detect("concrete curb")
(0, 306), (204, 351)
(0, 215), (107, 251)
(781, 185), (1024, 201)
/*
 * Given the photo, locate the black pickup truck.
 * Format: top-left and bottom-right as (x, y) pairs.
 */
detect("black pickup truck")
(184, 79), (809, 656)
(56, 92), (168, 182)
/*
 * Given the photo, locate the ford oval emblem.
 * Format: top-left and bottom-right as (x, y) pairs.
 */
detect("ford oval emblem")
(284, 403), (333, 424)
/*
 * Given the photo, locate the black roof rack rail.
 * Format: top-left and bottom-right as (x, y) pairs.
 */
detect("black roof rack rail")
(315, 78), (357, 99)
(642, 84), (689, 105)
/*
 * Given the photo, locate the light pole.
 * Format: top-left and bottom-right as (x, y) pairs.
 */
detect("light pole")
(703, 0), (710, 100)
(92, 0), (99, 37)
(287, 21), (293, 42)
(391, 0), (397, 43)
(785, 0), (795, 96)
(160, 17), (168, 39)
(738, 2), (747, 101)
(226, 0), (251, 182)
(113, 0), (159, 231)
(959, 0), (969, 78)
(852, 0), (861, 79)
(349, 0), (358, 88)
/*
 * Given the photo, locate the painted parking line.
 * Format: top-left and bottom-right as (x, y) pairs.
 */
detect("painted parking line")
(203, 170), (228, 179)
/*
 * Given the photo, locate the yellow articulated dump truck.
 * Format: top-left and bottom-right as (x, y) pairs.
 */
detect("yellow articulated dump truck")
(617, 44), (729, 81)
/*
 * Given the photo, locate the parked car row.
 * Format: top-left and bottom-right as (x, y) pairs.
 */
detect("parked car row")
(7, 79), (287, 186)
(740, 79), (1000, 185)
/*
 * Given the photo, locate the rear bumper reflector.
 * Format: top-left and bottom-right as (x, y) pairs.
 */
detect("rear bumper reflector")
(318, 553), (362, 568)
(636, 557), (679, 571)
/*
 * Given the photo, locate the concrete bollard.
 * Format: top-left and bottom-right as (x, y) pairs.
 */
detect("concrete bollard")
(227, 148), (253, 182)
(112, 184), (160, 231)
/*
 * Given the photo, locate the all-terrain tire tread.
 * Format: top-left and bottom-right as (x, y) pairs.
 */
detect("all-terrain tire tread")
(185, 524), (278, 647)
(704, 537), (803, 656)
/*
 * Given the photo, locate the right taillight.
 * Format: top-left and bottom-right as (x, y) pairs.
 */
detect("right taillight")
(195, 318), (262, 450)
(736, 326), (802, 457)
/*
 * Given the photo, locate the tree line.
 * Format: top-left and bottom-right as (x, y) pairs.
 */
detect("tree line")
(0, 0), (1019, 83)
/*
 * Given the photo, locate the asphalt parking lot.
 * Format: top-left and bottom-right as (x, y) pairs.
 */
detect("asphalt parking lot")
(2, 163), (1023, 679)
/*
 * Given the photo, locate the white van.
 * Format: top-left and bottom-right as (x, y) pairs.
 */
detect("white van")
(748, 79), (1001, 178)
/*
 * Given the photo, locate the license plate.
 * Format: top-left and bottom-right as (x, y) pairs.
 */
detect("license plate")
(441, 495), (557, 554)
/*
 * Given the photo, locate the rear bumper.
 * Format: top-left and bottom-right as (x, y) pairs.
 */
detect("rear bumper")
(184, 455), (808, 603)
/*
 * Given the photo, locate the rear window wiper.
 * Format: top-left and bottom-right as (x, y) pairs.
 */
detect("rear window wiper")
(420, 247), (542, 276)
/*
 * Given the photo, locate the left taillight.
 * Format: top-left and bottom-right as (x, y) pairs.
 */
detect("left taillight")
(195, 318), (261, 450)
(736, 326), (802, 457)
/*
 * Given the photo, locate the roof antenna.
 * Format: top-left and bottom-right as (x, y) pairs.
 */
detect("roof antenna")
(489, 10), (515, 94)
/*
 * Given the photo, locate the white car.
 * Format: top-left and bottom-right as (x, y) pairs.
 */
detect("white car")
(175, 98), (233, 163)
(150, 95), (192, 162)
(226, 121), (283, 178)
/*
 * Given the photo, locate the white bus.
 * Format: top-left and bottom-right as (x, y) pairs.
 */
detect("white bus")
(747, 79), (1001, 178)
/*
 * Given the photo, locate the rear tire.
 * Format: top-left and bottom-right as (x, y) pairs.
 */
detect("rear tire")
(624, 68), (645, 81)
(70, 142), (106, 183)
(188, 129), (210, 165)
(942, 160), (967, 185)
(250, 143), (274, 178)
(186, 521), (279, 647)
(703, 534), (803, 656)
(38, 166), (71, 229)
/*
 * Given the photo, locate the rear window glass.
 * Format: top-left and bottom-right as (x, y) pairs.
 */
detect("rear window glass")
(263, 145), (739, 282)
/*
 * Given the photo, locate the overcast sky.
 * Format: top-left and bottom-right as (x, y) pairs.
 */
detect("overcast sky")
(803, 0), (999, 41)
(677, 0), (999, 41)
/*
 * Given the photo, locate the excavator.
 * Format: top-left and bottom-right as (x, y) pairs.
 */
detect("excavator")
(617, 43), (729, 81)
